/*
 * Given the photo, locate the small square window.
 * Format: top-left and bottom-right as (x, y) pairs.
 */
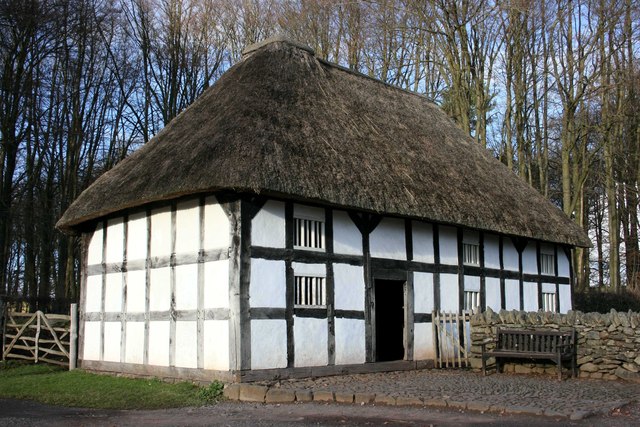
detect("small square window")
(294, 275), (326, 307)
(294, 217), (325, 250)
(542, 292), (557, 312)
(463, 242), (480, 266)
(463, 290), (480, 312)
(540, 253), (555, 275)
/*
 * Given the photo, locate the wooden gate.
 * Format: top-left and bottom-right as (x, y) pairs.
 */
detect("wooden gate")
(432, 310), (471, 368)
(2, 304), (77, 368)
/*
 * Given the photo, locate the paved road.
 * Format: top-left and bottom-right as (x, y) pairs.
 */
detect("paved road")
(0, 398), (639, 426)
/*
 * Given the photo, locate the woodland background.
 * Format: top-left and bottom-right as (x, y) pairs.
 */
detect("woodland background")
(1, 0), (639, 311)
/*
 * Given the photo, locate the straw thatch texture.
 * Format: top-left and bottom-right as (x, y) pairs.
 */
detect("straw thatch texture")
(58, 39), (589, 247)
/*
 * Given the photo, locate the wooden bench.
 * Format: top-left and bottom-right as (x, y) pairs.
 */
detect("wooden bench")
(481, 327), (576, 380)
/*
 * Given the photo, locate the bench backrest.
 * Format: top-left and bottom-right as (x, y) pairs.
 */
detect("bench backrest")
(495, 328), (575, 354)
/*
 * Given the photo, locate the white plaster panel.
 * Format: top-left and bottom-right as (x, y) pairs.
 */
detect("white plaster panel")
(104, 273), (123, 313)
(175, 263), (198, 310)
(294, 317), (328, 367)
(334, 318), (365, 365)
(103, 322), (121, 362)
(484, 234), (500, 269)
(294, 204), (324, 221)
(204, 196), (230, 250)
(370, 218), (406, 260)
(250, 319), (287, 369)
(412, 221), (434, 263)
(149, 267), (171, 311)
(485, 277), (501, 311)
(505, 279), (520, 310)
(413, 322), (435, 360)
(125, 322), (145, 364)
(523, 282), (539, 312)
(127, 211), (147, 261)
(464, 275), (480, 292)
(439, 273), (459, 312)
(333, 210), (362, 256)
(503, 239), (519, 271)
(414, 272), (434, 313)
(559, 284), (572, 313)
(105, 218), (124, 264)
(82, 321), (101, 361)
(204, 260), (229, 309)
(522, 243), (538, 274)
(148, 321), (170, 366)
(439, 226), (458, 265)
(126, 270), (146, 313)
(175, 321), (198, 368)
(85, 275), (102, 313)
(175, 199), (200, 255)
(250, 259), (286, 308)
(150, 206), (172, 258)
(252, 200), (285, 248)
(204, 319), (229, 370)
(87, 224), (103, 265)
(542, 283), (556, 293)
(292, 262), (326, 277)
(558, 249), (570, 277)
(333, 264), (364, 311)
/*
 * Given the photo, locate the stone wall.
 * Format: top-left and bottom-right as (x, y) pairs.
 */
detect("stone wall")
(469, 308), (640, 382)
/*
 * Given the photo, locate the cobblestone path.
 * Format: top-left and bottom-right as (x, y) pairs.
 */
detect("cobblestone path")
(256, 369), (640, 419)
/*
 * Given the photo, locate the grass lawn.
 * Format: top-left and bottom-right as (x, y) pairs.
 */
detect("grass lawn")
(0, 361), (223, 409)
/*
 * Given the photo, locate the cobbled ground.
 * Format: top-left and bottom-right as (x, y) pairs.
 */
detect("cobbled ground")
(258, 369), (640, 419)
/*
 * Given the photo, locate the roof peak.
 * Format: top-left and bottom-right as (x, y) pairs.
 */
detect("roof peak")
(242, 36), (315, 58)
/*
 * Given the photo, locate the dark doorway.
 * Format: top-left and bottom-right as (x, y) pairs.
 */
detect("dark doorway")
(374, 279), (405, 362)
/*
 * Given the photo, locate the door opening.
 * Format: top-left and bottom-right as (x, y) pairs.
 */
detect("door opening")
(374, 279), (405, 362)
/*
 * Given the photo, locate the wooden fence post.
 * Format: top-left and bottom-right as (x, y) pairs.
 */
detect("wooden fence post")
(35, 312), (41, 363)
(69, 303), (78, 370)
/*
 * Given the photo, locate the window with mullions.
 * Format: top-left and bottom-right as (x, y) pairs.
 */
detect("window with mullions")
(294, 275), (326, 307)
(463, 242), (480, 266)
(542, 292), (557, 312)
(463, 290), (480, 312)
(540, 252), (555, 275)
(294, 217), (325, 250)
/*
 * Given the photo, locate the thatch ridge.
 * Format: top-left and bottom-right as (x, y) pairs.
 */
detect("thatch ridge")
(58, 39), (589, 247)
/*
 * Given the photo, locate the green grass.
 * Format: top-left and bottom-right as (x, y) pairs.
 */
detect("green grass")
(0, 361), (224, 409)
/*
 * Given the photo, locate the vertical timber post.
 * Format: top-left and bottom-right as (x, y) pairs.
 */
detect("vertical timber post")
(70, 303), (78, 370)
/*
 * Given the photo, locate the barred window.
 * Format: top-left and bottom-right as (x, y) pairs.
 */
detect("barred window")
(294, 217), (325, 250)
(463, 242), (480, 266)
(294, 276), (326, 307)
(541, 253), (555, 275)
(463, 290), (480, 312)
(542, 292), (557, 312)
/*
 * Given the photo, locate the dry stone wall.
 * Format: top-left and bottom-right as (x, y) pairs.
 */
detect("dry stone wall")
(469, 308), (640, 382)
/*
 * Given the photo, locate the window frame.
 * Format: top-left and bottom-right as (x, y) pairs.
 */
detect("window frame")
(540, 252), (555, 276)
(294, 274), (327, 308)
(463, 289), (481, 313)
(462, 242), (480, 266)
(293, 215), (326, 251)
(542, 292), (557, 312)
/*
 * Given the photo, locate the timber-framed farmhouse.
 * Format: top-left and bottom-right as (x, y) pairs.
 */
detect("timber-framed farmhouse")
(58, 37), (590, 382)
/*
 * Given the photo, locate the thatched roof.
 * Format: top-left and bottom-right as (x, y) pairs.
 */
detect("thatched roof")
(58, 37), (589, 247)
